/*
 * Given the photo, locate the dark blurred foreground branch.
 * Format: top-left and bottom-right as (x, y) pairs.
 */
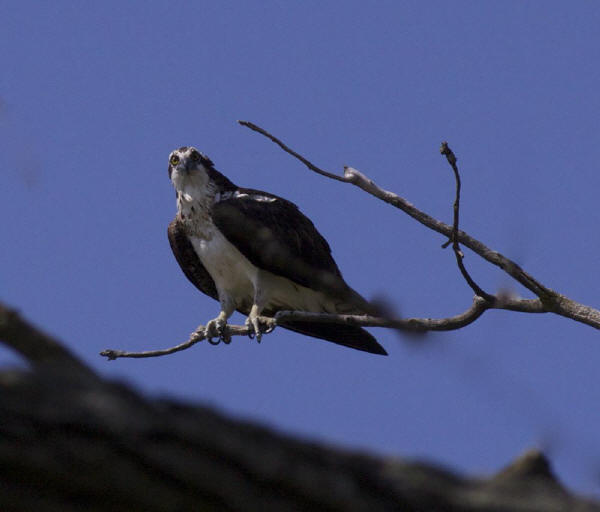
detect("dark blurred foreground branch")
(239, 120), (600, 330)
(3, 304), (600, 511)
(0, 303), (96, 379)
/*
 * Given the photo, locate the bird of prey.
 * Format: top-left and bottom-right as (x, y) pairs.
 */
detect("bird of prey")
(167, 146), (387, 355)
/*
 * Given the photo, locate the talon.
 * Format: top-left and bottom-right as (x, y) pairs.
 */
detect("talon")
(205, 317), (228, 345)
(217, 323), (229, 343)
(252, 316), (262, 342)
(245, 317), (256, 340)
(245, 315), (274, 343)
(221, 329), (232, 344)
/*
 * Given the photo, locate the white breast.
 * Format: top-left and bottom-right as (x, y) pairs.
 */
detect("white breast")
(180, 189), (348, 315)
(190, 225), (258, 309)
(190, 223), (341, 314)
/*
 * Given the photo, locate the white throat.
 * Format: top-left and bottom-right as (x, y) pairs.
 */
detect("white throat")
(172, 169), (216, 210)
(172, 170), (219, 239)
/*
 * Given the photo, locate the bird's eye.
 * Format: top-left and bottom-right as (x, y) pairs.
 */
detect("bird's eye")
(169, 155), (180, 166)
(191, 150), (201, 162)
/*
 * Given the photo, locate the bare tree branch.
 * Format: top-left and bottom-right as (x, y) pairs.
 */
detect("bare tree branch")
(440, 141), (495, 302)
(277, 296), (547, 330)
(101, 296), (548, 360)
(239, 120), (600, 330)
(100, 323), (255, 360)
(238, 120), (349, 183)
(100, 303), (493, 360)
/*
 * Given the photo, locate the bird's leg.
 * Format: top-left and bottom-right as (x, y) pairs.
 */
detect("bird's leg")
(245, 305), (276, 342)
(204, 297), (234, 345)
(245, 305), (261, 341)
(245, 278), (277, 342)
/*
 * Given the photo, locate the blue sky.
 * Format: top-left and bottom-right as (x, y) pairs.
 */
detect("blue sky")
(2, 0), (600, 496)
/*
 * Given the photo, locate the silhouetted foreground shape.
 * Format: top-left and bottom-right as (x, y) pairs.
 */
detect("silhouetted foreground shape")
(1, 302), (598, 511)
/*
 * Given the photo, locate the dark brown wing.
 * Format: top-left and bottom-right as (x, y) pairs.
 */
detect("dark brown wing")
(211, 189), (365, 303)
(169, 207), (386, 355)
(167, 219), (218, 301)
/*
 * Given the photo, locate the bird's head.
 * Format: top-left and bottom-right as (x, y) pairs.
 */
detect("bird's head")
(168, 146), (236, 206)
(168, 146), (215, 195)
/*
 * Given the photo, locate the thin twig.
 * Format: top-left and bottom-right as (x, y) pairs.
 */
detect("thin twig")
(440, 141), (461, 249)
(440, 142), (495, 302)
(100, 324), (255, 360)
(238, 121), (349, 183)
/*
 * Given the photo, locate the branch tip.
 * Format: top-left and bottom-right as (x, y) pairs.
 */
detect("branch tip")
(440, 141), (457, 166)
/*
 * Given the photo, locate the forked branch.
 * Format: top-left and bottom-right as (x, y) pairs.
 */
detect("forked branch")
(439, 141), (494, 302)
(237, 121), (599, 329)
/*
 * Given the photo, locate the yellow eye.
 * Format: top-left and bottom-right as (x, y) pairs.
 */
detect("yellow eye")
(169, 154), (180, 166)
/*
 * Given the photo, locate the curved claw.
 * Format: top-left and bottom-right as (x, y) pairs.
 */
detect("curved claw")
(220, 330), (232, 344)
(245, 317), (258, 341)
(245, 315), (275, 343)
(205, 317), (229, 345)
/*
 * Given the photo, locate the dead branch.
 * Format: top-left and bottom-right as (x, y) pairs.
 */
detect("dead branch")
(239, 120), (600, 330)
(440, 141), (495, 302)
(101, 296), (547, 360)
(101, 323), (254, 360)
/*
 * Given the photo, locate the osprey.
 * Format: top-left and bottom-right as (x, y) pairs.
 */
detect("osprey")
(167, 146), (387, 355)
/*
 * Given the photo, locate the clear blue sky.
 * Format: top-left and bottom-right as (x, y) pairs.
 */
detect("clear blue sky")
(2, 0), (600, 496)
